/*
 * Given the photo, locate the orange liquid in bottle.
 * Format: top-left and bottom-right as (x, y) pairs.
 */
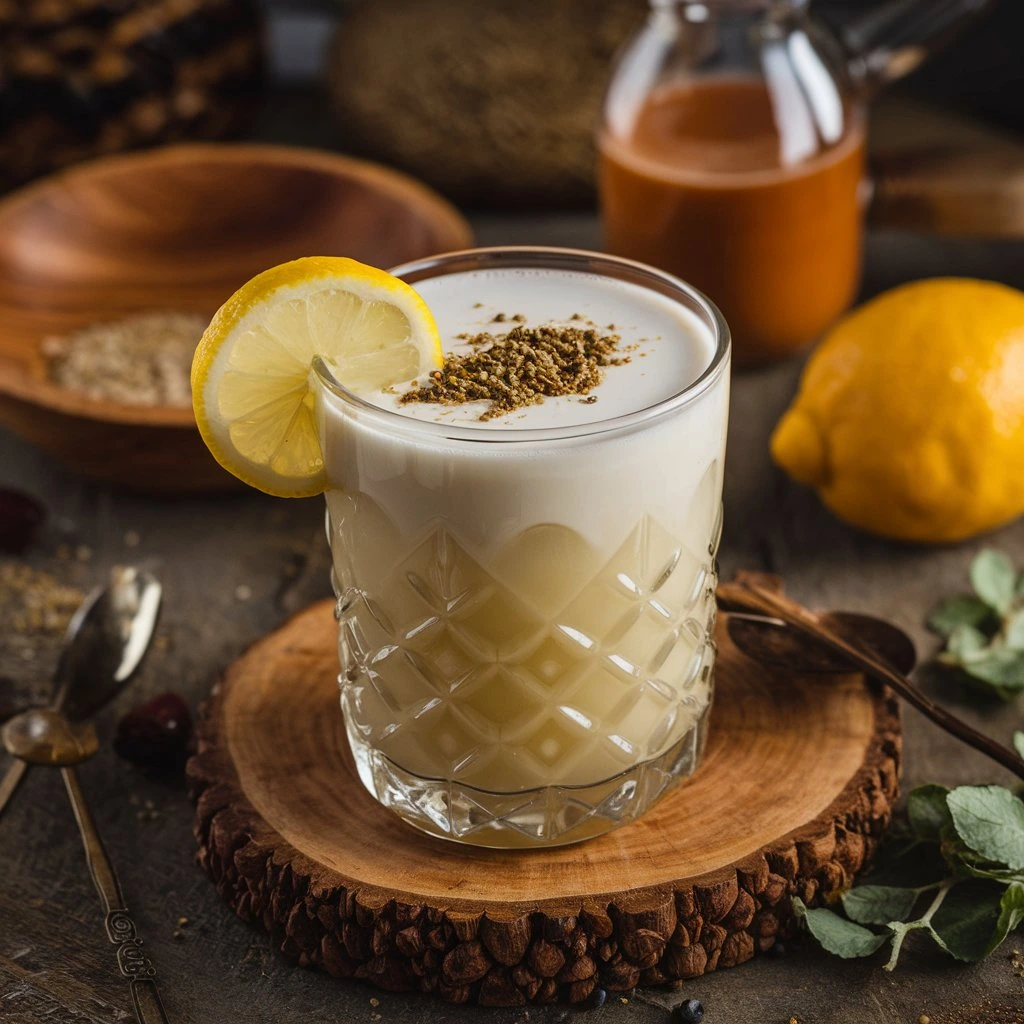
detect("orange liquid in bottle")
(600, 79), (866, 366)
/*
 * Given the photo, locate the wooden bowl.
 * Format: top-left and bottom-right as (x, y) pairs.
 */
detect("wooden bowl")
(0, 144), (473, 493)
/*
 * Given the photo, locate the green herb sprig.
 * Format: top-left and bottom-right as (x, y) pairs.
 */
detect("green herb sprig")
(793, 783), (1024, 970)
(928, 549), (1024, 700)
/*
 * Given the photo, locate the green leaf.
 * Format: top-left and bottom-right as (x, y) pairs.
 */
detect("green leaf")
(792, 898), (889, 958)
(992, 881), (1024, 954)
(962, 649), (1024, 699)
(970, 550), (1017, 614)
(929, 879), (1007, 962)
(1005, 610), (1024, 651)
(947, 837), (1024, 882)
(842, 885), (920, 925)
(908, 784), (953, 841)
(948, 785), (1024, 870)
(957, 861), (1024, 885)
(953, 839), (1024, 884)
(947, 623), (989, 659)
(1015, 731), (1024, 760)
(928, 595), (993, 637)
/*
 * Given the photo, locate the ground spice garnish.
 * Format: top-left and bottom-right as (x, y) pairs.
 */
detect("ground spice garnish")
(43, 311), (207, 407)
(399, 322), (627, 420)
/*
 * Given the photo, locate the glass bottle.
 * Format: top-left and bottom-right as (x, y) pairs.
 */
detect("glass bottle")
(599, 0), (995, 367)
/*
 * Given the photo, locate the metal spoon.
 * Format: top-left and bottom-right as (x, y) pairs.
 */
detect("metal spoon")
(720, 577), (1024, 781)
(3, 708), (170, 1023)
(727, 611), (918, 675)
(0, 566), (161, 817)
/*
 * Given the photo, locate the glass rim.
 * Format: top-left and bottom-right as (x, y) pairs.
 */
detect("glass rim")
(313, 245), (731, 446)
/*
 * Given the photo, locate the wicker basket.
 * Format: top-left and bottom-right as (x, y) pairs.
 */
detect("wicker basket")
(0, 0), (263, 192)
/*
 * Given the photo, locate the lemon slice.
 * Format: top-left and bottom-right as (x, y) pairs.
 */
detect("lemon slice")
(192, 257), (442, 497)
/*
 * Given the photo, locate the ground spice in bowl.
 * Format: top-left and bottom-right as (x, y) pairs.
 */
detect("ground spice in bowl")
(42, 311), (207, 407)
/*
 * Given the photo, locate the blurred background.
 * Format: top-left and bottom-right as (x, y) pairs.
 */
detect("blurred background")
(3, 0), (1021, 207)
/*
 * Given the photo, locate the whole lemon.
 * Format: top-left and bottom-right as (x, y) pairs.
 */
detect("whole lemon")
(771, 278), (1024, 543)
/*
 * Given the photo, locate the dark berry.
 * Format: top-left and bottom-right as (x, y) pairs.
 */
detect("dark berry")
(587, 987), (607, 1009)
(674, 999), (705, 1024)
(114, 692), (192, 773)
(767, 941), (786, 957)
(0, 488), (45, 553)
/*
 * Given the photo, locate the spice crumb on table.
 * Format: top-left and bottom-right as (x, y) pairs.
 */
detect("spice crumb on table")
(0, 562), (83, 682)
(1012, 949), (1024, 977)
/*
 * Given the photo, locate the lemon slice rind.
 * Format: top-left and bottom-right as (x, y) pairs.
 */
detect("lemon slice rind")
(191, 257), (442, 498)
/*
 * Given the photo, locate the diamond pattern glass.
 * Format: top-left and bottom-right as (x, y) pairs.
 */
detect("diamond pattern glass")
(329, 497), (721, 847)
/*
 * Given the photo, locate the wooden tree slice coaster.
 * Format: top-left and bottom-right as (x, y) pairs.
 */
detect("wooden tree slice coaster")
(188, 599), (901, 1006)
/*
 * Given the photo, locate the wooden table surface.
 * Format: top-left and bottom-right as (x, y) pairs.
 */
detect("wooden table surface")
(2, 208), (1024, 1023)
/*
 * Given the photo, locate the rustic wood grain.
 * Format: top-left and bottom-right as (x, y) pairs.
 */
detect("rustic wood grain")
(873, 148), (1024, 238)
(185, 598), (900, 1005)
(871, 99), (1024, 238)
(0, 143), (471, 494)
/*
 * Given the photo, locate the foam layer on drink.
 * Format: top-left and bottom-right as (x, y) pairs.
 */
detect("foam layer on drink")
(319, 267), (725, 558)
(366, 267), (717, 428)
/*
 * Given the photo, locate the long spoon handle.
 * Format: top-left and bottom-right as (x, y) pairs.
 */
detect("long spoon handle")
(718, 577), (1024, 782)
(61, 767), (170, 1023)
(0, 759), (28, 820)
(0, 663), (75, 821)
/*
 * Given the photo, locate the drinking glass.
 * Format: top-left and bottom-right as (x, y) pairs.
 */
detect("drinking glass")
(315, 247), (730, 848)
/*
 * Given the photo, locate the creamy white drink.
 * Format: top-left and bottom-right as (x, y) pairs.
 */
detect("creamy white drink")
(317, 249), (730, 847)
